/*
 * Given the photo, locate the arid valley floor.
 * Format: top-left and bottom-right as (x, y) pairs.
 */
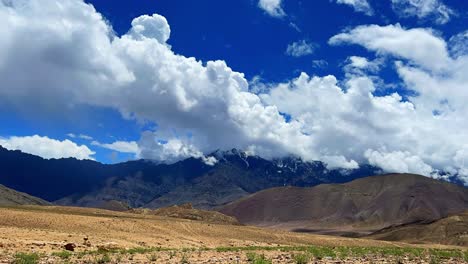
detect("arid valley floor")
(0, 206), (466, 263)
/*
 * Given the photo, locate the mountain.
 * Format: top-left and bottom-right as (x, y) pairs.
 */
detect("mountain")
(51, 149), (382, 209)
(0, 146), (381, 209)
(129, 203), (240, 225)
(219, 174), (468, 236)
(0, 184), (50, 206)
(368, 211), (468, 246)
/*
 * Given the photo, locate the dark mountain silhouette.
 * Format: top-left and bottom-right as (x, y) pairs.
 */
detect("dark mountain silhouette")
(0, 184), (50, 206)
(0, 146), (380, 209)
(220, 174), (468, 236)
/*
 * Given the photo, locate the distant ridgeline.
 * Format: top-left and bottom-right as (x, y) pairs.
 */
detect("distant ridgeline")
(0, 145), (462, 209)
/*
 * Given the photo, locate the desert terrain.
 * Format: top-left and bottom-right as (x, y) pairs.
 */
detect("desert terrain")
(0, 205), (467, 263)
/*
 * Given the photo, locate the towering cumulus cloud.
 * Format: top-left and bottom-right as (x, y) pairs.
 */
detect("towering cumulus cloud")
(0, 0), (467, 184)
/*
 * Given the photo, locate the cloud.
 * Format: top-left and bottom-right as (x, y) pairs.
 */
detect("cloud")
(258, 0), (286, 18)
(91, 140), (140, 155)
(79, 134), (93, 140)
(0, 0), (311, 166)
(312, 60), (329, 69)
(448, 30), (468, 58)
(364, 149), (434, 176)
(391, 0), (455, 24)
(334, 0), (373, 15)
(344, 56), (382, 75)
(1, 0), (468, 183)
(138, 132), (217, 165)
(329, 24), (450, 71)
(0, 135), (95, 160)
(328, 25), (468, 183)
(128, 14), (171, 43)
(285, 40), (316, 57)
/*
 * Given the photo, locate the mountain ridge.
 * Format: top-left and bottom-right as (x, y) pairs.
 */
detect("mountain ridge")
(219, 173), (468, 235)
(0, 145), (382, 209)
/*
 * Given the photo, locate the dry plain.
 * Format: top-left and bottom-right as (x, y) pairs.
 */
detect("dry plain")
(0, 206), (466, 263)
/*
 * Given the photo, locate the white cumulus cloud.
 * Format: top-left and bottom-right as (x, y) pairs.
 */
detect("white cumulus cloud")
(329, 24), (450, 71)
(364, 149), (434, 176)
(0, 135), (95, 160)
(1, 0), (468, 184)
(391, 0), (455, 24)
(91, 140), (140, 155)
(286, 40), (316, 57)
(334, 0), (373, 15)
(258, 0), (286, 18)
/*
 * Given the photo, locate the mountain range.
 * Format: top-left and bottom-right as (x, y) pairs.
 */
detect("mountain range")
(0, 146), (381, 209)
(1, 145), (468, 247)
(220, 174), (468, 236)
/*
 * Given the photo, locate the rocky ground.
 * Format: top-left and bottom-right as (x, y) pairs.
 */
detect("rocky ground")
(0, 206), (466, 263)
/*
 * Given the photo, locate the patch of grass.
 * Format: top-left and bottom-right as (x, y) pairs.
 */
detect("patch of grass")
(293, 253), (310, 264)
(245, 252), (272, 264)
(246, 252), (257, 261)
(180, 253), (190, 264)
(52, 250), (73, 259)
(95, 254), (111, 264)
(126, 247), (152, 255)
(147, 253), (158, 262)
(429, 256), (440, 264)
(57, 244), (468, 263)
(307, 246), (336, 259)
(430, 248), (463, 259)
(13, 253), (40, 264)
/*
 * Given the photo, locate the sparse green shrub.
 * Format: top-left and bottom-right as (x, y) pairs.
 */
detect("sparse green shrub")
(246, 252), (257, 261)
(293, 253), (310, 264)
(307, 246), (336, 259)
(429, 256), (440, 264)
(336, 246), (350, 259)
(13, 253), (40, 264)
(52, 250), (72, 259)
(147, 253), (158, 262)
(96, 253), (111, 264)
(245, 252), (272, 264)
(180, 253), (190, 263)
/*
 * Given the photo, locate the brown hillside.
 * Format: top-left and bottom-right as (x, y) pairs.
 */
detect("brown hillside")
(129, 203), (240, 225)
(220, 174), (468, 235)
(0, 184), (50, 206)
(368, 211), (468, 246)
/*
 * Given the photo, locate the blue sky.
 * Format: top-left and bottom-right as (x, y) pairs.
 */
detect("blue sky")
(0, 0), (467, 183)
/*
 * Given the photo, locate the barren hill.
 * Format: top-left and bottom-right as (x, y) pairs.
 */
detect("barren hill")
(129, 203), (240, 225)
(220, 174), (468, 235)
(0, 184), (50, 206)
(368, 211), (468, 246)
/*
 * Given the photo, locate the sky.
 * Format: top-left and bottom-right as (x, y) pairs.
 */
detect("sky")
(0, 0), (467, 183)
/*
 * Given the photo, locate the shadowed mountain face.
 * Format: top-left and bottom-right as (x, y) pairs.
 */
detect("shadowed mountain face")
(0, 146), (381, 209)
(367, 211), (468, 246)
(220, 174), (468, 234)
(0, 184), (50, 206)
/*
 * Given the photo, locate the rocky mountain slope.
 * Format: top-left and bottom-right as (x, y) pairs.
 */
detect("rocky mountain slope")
(0, 146), (381, 209)
(0, 184), (50, 206)
(368, 210), (468, 246)
(220, 174), (468, 235)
